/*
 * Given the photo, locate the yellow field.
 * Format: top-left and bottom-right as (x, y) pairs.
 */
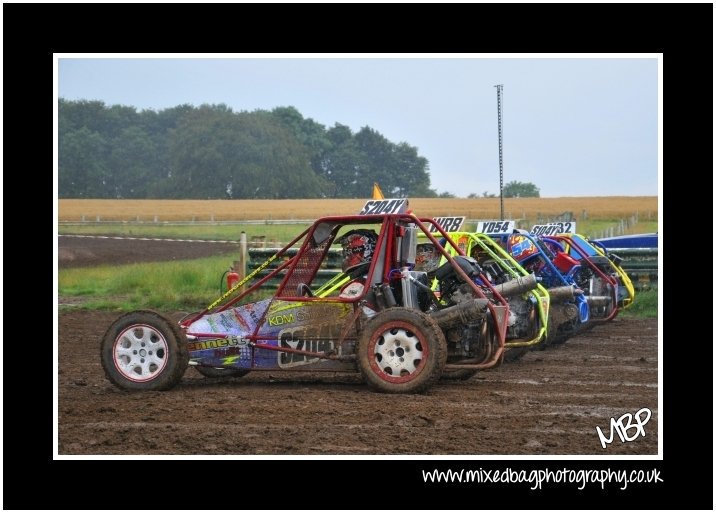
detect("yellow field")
(58, 197), (658, 223)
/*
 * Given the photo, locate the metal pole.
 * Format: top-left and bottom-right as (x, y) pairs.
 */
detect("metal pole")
(495, 84), (504, 220)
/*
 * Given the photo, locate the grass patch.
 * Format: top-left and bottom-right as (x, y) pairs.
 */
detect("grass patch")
(59, 257), (305, 311)
(59, 256), (235, 311)
(620, 288), (658, 318)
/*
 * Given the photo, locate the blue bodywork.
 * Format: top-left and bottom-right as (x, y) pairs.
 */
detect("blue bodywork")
(494, 230), (590, 324)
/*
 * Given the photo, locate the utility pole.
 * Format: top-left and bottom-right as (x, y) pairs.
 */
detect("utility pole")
(495, 84), (504, 220)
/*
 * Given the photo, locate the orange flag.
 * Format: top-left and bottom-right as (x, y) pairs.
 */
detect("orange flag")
(372, 183), (384, 199)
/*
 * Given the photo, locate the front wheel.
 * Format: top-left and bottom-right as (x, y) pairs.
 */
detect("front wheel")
(357, 308), (447, 394)
(100, 310), (189, 391)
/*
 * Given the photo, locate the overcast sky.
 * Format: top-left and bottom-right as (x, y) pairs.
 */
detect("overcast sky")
(57, 55), (659, 198)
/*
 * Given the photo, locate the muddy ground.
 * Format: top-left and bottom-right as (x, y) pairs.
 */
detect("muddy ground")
(58, 235), (659, 456)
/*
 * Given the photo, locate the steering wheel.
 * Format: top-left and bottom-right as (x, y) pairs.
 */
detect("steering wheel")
(297, 283), (314, 297)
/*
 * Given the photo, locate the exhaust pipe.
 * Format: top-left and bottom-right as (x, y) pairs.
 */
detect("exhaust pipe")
(549, 285), (583, 301)
(430, 298), (489, 329)
(492, 273), (538, 297)
(586, 295), (611, 307)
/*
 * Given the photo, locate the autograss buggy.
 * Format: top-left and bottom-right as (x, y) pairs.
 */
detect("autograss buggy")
(527, 225), (617, 325)
(530, 222), (635, 311)
(415, 225), (550, 368)
(100, 199), (510, 394)
(476, 221), (591, 346)
(574, 234), (635, 309)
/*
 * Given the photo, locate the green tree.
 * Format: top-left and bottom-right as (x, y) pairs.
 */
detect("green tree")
(59, 99), (438, 199)
(59, 98), (110, 133)
(320, 123), (362, 198)
(59, 127), (110, 198)
(352, 127), (432, 198)
(271, 106), (331, 178)
(140, 104), (194, 197)
(168, 105), (329, 199)
(390, 142), (432, 197)
(503, 181), (540, 198)
(106, 126), (157, 198)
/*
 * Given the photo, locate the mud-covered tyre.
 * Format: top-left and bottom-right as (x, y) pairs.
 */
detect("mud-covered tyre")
(503, 347), (529, 363)
(550, 334), (569, 345)
(195, 366), (250, 378)
(440, 368), (479, 380)
(357, 308), (447, 394)
(100, 310), (189, 391)
(579, 321), (598, 333)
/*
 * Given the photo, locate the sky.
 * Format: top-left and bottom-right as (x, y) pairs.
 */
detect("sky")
(57, 54), (659, 198)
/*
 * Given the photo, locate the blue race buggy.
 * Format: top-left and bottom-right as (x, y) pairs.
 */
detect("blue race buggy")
(476, 221), (590, 346)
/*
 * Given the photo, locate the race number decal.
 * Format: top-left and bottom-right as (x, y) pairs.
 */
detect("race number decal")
(530, 222), (576, 236)
(359, 198), (408, 215)
(475, 220), (515, 235)
(428, 216), (465, 233)
(278, 323), (340, 369)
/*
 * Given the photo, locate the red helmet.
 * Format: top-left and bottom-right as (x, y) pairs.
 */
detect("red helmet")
(339, 229), (377, 272)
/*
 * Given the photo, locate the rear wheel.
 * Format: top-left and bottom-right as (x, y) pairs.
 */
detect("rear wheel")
(100, 310), (189, 391)
(195, 366), (250, 378)
(357, 308), (446, 394)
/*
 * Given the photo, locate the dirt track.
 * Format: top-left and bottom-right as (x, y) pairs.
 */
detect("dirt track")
(58, 235), (659, 456)
(58, 234), (242, 268)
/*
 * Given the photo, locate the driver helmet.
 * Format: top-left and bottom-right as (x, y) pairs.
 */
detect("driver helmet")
(339, 229), (377, 273)
(507, 233), (540, 263)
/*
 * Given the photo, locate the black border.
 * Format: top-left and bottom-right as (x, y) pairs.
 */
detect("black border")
(5, 2), (711, 510)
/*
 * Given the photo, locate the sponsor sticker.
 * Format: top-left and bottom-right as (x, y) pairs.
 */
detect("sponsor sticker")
(187, 336), (250, 352)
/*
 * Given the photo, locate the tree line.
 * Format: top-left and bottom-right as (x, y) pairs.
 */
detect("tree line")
(59, 100), (438, 199)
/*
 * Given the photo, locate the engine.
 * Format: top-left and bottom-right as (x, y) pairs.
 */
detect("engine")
(570, 257), (615, 318)
(434, 255), (482, 306)
(480, 259), (512, 285)
(433, 256), (542, 359)
(504, 295), (537, 340)
(572, 265), (594, 292)
(429, 256), (487, 360)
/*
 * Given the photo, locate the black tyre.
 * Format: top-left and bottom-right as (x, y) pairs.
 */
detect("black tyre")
(503, 347), (529, 363)
(440, 368), (479, 380)
(195, 366), (251, 378)
(550, 332), (570, 345)
(357, 308), (447, 394)
(100, 310), (189, 391)
(579, 321), (598, 333)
